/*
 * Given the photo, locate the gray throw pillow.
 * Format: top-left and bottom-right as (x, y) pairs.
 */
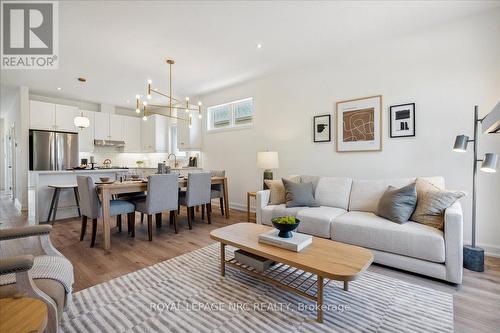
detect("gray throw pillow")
(282, 178), (319, 208)
(377, 183), (417, 224)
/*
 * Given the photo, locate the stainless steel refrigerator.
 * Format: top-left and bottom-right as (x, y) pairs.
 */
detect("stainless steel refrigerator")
(29, 130), (79, 171)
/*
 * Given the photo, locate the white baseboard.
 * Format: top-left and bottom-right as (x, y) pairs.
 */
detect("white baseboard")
(476, 243), (500, 258)
(228, 202), (255, 213)
(14, 198), (22, 212)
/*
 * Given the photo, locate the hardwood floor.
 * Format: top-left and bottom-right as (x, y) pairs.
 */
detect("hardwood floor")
(1, 191), (499, 332)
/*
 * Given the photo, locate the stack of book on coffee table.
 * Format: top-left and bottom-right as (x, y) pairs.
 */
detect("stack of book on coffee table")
(258, 230), (312, 252)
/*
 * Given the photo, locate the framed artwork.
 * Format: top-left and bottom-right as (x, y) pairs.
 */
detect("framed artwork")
(313, 114), (331, 142)
(336, 95), (382, 152)
(390, 103), (415, 138)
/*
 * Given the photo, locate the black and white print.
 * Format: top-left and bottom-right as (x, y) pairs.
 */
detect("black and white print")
(313, 114), (331, 142)
(390, 103), (415, 138)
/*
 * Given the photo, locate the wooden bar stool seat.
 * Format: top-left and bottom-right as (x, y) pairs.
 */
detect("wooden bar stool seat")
(46, 184), (81, 224)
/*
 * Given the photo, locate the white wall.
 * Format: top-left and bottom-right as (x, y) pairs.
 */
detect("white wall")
(200, 10), (500, 255)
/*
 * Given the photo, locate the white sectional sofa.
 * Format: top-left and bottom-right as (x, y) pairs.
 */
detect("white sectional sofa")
(256, 176), (463, 284)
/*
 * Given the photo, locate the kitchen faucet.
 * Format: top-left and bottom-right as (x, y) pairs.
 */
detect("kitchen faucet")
(167, 153), (177, 168)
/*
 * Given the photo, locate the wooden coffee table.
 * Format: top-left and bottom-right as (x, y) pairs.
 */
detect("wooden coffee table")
(210, 223), (373, 322)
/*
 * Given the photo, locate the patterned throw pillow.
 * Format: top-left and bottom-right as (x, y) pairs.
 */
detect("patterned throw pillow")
(410, 178), (465, 230)
(264, 176), (300, 205)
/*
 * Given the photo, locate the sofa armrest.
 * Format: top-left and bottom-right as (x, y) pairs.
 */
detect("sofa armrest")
(444, 201), (463, 284)
(255, 190), (271, 225)
(0, 225), (52, 241)
(0, 255), (34, 275)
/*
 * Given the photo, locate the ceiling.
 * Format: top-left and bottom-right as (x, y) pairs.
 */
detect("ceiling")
(1, 1), (499, 108)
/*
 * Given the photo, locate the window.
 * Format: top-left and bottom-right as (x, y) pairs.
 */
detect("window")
(207, 98), (253, 132)
(169, 125), (186, 156)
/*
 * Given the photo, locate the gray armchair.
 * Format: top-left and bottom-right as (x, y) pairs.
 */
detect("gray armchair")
(179, 172), (212, 229)
(0, 225), (74, 333)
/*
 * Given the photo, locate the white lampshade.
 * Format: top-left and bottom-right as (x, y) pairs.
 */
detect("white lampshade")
(257, 151), (279, 169)
(74, 115), (90, 129)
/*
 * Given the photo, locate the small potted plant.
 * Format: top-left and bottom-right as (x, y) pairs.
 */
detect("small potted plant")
(136, 160), (144, 168)
(271, 216), (300, 238)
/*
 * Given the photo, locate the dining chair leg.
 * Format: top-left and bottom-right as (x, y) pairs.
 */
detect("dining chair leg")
(127, 213), (135, 237)
(191, 206), (195, 220)
(117, 215), (122, 232)
(187, 207), (193, 230)
(202, 205), (205, 220)
(80, 216), (88, 241)
(155, 213), (162, 228)
(177, 204), (180, 215)
(220, 197), (224, 216)
(206, 203), (212, 224)
(147, 215), (153, 241)
(90, 218), (98, 248)
(141, 213), (144, 224)
(170, 211), (178, 234)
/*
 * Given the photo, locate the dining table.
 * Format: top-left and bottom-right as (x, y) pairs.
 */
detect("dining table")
(96, 176), (229, 250)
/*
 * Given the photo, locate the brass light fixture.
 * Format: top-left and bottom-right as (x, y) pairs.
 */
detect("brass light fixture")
(136, 59), (201, 122)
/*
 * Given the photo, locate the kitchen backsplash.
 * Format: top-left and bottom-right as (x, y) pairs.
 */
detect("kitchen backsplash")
(79, 148), (201, 168)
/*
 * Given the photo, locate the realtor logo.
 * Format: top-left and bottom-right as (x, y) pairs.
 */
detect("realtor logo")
(1, 1), (58, 69)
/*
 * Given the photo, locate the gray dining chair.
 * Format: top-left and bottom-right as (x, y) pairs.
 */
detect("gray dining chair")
(76, 176), (136, 247)
(179, 172), (212, 229)
(210, 170), (225, 217)
(132, 174), (179, 240)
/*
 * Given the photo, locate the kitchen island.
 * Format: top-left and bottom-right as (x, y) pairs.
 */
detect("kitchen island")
(28, 167), (204, 224)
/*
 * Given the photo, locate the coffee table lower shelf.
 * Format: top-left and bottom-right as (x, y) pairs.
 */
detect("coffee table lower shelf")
(219, 243), (349, 323)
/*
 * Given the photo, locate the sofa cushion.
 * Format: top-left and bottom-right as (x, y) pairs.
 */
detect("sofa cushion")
(377, 183), (417, 224)
(349, 178), (415, 213)
(313, 177), (352, 210)
(296, 206), (347, 238)
(331, 211), (445, 263)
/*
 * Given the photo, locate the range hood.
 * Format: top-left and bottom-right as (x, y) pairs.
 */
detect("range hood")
(94, 139), (125, 148)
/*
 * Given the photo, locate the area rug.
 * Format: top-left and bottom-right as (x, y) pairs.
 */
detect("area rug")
(60, 243), (453, 332)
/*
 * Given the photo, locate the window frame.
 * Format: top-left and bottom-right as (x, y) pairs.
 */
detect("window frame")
(207, 97), (254, 133)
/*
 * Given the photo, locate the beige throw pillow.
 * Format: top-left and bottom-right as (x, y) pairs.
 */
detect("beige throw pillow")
(264, 176), (300, 205)
(411, 178), (465, 230)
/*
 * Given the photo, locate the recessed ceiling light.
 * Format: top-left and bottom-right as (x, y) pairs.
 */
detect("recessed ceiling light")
(57, 87), (62, 90)
(256, 43), (263, 49)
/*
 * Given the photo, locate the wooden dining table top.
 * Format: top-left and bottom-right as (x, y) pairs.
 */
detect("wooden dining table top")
(95, 176), (226, 190)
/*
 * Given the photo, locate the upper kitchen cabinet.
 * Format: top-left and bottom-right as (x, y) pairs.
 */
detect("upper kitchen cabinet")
(141, 114), (170, 152)
(177, 112), (201, 150)
(123, 116), (142, 152)
(94, 112), (110, 140)
(94, 112), (124, 141)
(30, 101), (77, 132)
(55, 104), (78, 132)
(78, 110), (95, 152)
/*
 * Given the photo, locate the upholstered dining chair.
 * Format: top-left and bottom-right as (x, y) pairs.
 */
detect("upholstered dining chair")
(179, 172), (212, 229)
(76, 176), (136, 247)
(210, 170), (226, 216)
(132, 174), (179, 240)
(0, 225), (74, 333)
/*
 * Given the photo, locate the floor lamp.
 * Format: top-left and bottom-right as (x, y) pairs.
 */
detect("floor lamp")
(453, 105), (498, 272)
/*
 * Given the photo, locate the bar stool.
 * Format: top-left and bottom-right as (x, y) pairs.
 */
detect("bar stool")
(46, 184), (81, 224)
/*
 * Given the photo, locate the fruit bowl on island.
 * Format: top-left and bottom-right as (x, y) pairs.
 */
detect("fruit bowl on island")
(271, 216), (300, 238)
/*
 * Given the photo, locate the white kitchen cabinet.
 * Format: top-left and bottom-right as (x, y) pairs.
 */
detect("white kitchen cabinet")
(94, 112), (110, 140)
(123, 116), (142, 152)
(177, 113), (201, 150)
(30, 100), (56, 130)
(109, 114), (124, 141)
(140, 114), (170, 152)
(78, 110), (95, 152)
(55, 104), (78, 132)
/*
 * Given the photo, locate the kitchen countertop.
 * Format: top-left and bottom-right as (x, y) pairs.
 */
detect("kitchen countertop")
(30, 167), (202, 175)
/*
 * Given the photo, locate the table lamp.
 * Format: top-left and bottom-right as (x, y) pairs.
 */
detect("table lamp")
(257, 151), (279, 189)
(453, 105), (498, 272)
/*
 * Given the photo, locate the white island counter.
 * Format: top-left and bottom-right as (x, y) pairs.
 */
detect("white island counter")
(29, 169), (130, 224)
(28, 167), (204, 224)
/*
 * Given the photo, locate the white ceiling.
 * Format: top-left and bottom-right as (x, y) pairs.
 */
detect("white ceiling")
(1, 1), (499, 108)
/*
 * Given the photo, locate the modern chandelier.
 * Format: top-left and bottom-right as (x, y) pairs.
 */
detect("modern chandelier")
(135, 59), (201, 128)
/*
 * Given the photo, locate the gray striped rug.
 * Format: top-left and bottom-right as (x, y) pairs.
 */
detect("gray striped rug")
(61, 243), (453, 332)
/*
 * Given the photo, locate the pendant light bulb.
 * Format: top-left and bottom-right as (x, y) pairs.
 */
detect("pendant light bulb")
(142, 115), (147, 121)
(198, 101), (202, 106)
(147, 94), (152, 100)
(135, 108), (140, 114)
(198, 113), (202, 119)
(185, 108), (189, 113)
